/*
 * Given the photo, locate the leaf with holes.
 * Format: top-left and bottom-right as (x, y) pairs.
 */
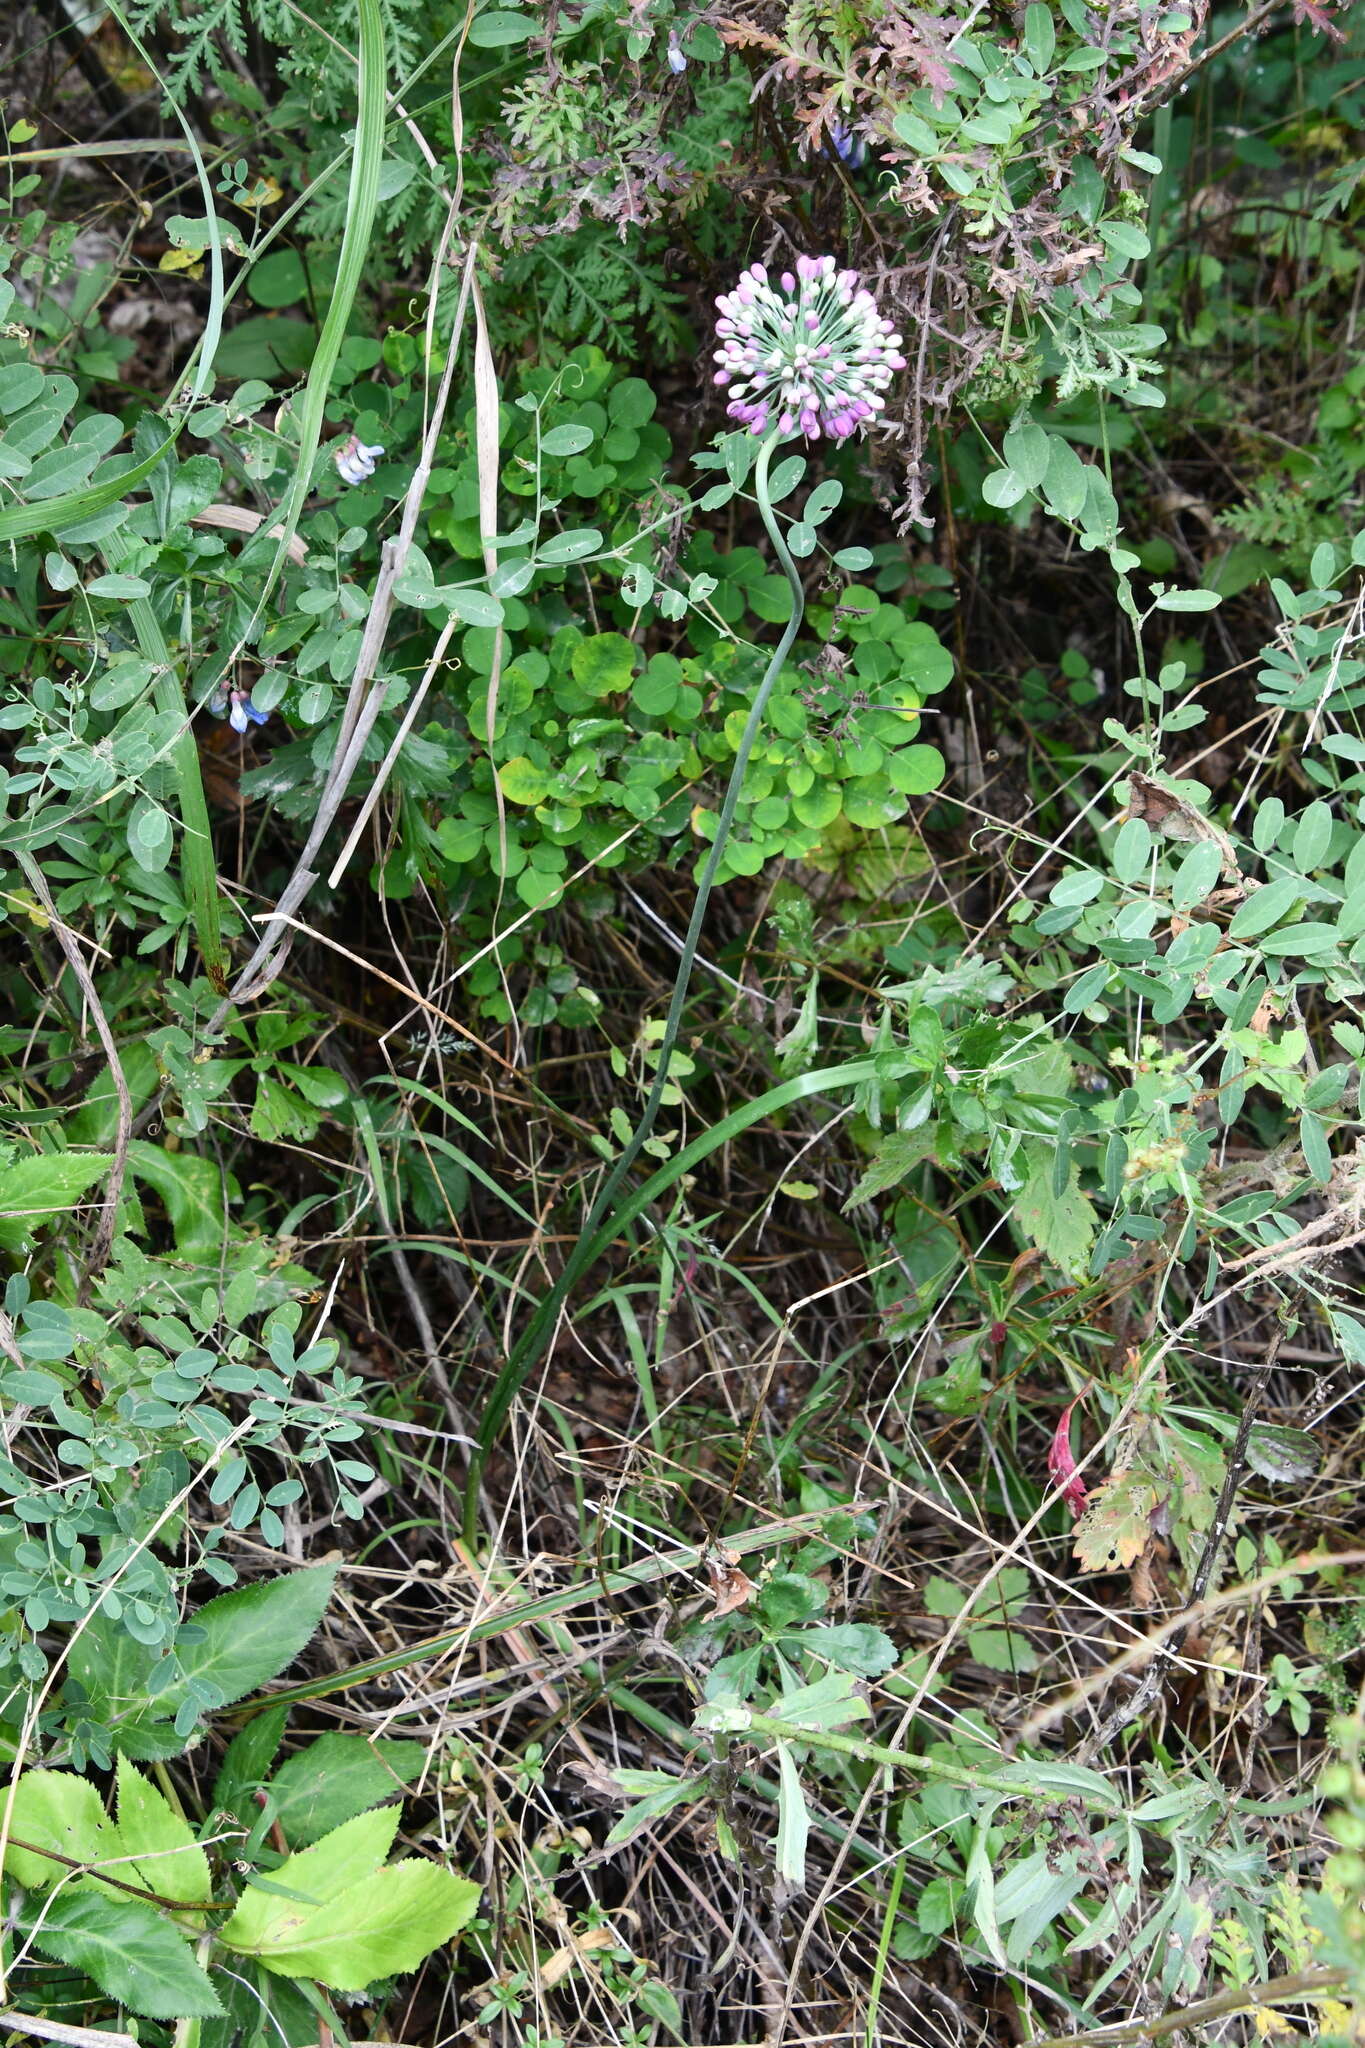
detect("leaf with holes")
(1072, 1471), (1159, 1571)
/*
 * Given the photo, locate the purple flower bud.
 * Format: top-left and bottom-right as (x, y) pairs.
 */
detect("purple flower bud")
(667, 35), (687, 72)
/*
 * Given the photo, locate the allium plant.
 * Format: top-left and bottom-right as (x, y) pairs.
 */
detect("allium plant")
(466, 256), (901, 1530)
(713, 255), (905, 441)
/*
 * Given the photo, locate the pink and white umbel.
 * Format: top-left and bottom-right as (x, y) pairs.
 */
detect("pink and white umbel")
(712, 254), (906, 442)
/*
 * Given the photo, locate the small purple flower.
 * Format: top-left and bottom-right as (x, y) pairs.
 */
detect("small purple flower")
(335, 436), (384, 486)
(227, 689), (269, 733)
(666, 32), (687, 72)
(826, 121), (867, 169)
(712, 254), (906, 442)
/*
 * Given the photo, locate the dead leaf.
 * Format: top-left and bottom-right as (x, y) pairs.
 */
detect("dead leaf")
(540, 1923), (619, 1988)
(1127, 772), (1240, 882)
(1073, 1470), (1160, 1572)
(705, 1546), (757, 1617)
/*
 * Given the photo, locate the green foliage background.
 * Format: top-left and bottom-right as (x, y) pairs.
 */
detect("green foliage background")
(2, 1), (1365, 2043)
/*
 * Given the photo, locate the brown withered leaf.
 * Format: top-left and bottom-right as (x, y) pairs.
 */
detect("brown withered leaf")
(705, 1547), (758, 1617)
(1073, 1471), (1160, 1573)
(1127, 772), (1241, 883)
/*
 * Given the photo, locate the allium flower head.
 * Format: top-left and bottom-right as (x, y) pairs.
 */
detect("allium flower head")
(712, 254), (905, 442)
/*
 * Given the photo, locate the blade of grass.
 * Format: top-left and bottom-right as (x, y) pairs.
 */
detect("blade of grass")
(463, 1048), (913, 1537)
(237, 0), (386, 624)
(225, 1503), (864, 1713)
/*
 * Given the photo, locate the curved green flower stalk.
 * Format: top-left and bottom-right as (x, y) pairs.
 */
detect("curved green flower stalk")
(464, 432), (800, 1537)
(465, 256), (906, 1539)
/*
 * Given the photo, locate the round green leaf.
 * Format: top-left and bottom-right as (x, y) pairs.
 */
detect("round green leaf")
(468, 8), (535, 43)
(572, 631), (635, 698)
(541, 422), (595, 457)
(497, 757), (551, 805)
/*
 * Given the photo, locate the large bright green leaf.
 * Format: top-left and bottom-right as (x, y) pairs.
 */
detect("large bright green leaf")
(162, 1564), (338, 1716)
(61, 1043), (160, 1146)
(265, 1734), (426, 1847)
(123, 1139), (227, 1255)
(244, 1858), (480, 1989)
(113, 1756), (213, 1907)
(1015, 1144), (1096, 1280)
(218, 1805), (400, 1953)
(2, 1770), (115, 1889)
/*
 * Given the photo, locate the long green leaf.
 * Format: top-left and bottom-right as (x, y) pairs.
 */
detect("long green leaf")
(244, 0), (387, 617)
(464, 1051), (911, 1531)
(0, 434), (178, 544)
(25, 1888), (222, 2019)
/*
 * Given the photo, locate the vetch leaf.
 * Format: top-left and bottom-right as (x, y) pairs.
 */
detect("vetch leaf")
(1024, 1), (1055, 71)
(540, 422), (594, 457)
(1043, 439), (1087, 521)
(982, 467), (1028, 509)
(1170, 840), (1222, 911)
(1002, 420), (1050, 489)
(467, 7), (535, 43)
(537, 526), (603, 564)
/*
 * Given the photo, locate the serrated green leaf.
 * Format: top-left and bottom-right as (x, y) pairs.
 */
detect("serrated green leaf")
(226, 1838), (478, 1990)
(0, 1150), (112, 1253)
(1014, 1145), (1095, 1279)
(159, 1565), (338, 1725)
(265, 1734), (426, 1847)
(844, 1125), (937, 1208)
(214, 1703), (289, 1820)
(124, 1139), (227, 1255)
(113, 1756), (213, 1907)
(27, 1888), (222, 2018)
(220, 1805), (401, 1953)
